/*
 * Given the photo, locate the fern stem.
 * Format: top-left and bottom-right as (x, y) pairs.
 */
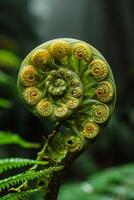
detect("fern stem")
(37, 122), (60, 161)
(38, 122), (61, 200)
(42, 175), (61, 200)
(44, 182), (60, 200)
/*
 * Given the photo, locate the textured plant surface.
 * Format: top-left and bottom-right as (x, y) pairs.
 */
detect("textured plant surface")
(0, 38), (116, 200)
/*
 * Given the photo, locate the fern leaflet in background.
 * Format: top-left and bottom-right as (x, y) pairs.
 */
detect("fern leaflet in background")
(0, 50), (21, 69)
(0, 98), (12, 109)
(0, 132), (40, 148)
(58, 164), (134, 200)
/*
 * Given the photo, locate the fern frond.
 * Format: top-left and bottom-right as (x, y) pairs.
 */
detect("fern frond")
(0, 187), (43, 200)
(0, 132), (40, 148)
(0, 158), (48, 174)
(0, 166), (63, 192)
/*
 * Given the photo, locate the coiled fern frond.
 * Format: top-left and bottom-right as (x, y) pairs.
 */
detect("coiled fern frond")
(0, 38), (116, 199)
(17, 38), (116, 163)
(17, 38), (116, 199)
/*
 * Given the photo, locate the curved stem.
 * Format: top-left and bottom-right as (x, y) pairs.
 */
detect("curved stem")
(37, 122), (61, 161)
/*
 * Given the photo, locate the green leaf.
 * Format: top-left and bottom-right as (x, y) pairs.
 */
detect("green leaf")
(0, 166), (63, 192)
(0, 98), (12, 109)
(0, 50), (21, 69)
(0, 132), (40, 148)
(0, 70), (15, 87)
(0, 158), (48, 174)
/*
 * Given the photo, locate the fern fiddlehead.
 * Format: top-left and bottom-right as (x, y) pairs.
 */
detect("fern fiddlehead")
(17, 38), (116, 199)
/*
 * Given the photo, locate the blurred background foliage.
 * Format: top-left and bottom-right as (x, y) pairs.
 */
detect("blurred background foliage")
(0, 0), (134, 199)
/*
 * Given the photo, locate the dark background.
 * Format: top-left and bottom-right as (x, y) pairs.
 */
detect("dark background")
(0, 0), (134, 182)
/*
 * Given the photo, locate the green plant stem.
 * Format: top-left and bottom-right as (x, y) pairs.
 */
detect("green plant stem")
(36, 122), (60, 163)
(39, 122), (62, 199)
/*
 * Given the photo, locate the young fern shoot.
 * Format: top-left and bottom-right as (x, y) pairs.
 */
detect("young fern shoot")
(0, 38), (116, 200)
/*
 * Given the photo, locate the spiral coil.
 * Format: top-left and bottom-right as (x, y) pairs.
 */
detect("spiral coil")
(18, 38), (116, 157)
